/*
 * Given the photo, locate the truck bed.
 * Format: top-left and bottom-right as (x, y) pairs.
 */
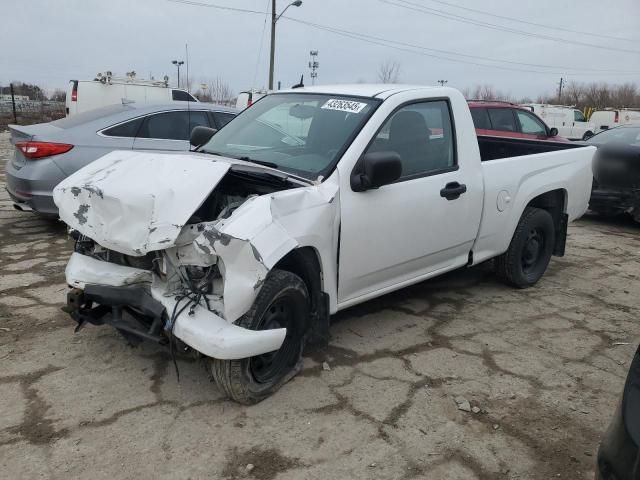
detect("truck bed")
(472, 139), (595, 265)
(478, 135), (582, 162)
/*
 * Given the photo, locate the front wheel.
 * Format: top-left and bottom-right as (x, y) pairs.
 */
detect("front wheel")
(211, 269), (309, 404)
(495, 207), (555, 288)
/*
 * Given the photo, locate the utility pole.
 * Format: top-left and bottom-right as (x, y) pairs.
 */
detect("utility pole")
(557, 77), (564, 102)
(309, 50), (319, 85)
(437, 79), (448, 86)
(269, 0), (276, 90)
(268, 1), (302, 90)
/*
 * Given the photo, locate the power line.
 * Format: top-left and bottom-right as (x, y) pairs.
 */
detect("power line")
(282, 16), (640, 76)
(252, 0), (271, 88)
(421, 0), (636, 43)
(167, 0), (264, 15)
(378, 0), (640, 55)
(167, 0), (640, 75)
(283, 17), (572, 75)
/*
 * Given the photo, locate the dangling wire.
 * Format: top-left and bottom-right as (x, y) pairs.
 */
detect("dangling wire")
(165, 265), (218, 381)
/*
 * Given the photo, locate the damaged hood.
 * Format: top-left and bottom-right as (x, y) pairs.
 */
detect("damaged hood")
(54, 150), (232, 256)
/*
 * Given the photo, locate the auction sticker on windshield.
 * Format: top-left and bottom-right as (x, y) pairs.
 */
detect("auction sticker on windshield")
(321, 99), (368, 114)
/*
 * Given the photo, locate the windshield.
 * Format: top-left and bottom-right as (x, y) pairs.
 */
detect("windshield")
(587, 126), (640, 146)
(200, 93), (380, 179)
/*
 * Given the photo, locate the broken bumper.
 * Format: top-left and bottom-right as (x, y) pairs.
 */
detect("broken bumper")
(64, 253), (287, 360)
(589, 185), (640, 215)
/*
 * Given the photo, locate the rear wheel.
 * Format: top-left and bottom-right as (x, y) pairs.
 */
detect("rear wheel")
(211, 269), (309, 404)
(495, 207), (555, 288)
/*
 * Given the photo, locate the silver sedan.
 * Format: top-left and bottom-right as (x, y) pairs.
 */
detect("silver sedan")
(5, 102), (237, 216)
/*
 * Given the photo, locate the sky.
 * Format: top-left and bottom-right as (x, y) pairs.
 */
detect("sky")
(1, 0), (639, 99)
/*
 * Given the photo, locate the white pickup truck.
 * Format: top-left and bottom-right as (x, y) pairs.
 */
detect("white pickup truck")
(54, 85), (595, 404)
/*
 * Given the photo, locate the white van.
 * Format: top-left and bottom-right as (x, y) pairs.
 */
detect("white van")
(66, 73), (198, 116)
(589, 109), (640, 134)
(522, 104), (594, 140)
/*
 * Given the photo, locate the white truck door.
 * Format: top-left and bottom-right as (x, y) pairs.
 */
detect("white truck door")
(337, 98), (484, 306)
(547, 108), (571, 138)
(571, 109), (589, 139)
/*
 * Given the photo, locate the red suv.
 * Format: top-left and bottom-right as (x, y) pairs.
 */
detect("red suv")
(468, 101), (568, 142)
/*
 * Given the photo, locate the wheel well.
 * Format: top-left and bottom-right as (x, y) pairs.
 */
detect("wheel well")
(272, 247), (329, 344)
(526, 189), (568, 256)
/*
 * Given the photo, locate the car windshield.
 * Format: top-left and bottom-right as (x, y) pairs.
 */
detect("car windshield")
(587, 126), (640, 146)
(200, 93), (379, 179)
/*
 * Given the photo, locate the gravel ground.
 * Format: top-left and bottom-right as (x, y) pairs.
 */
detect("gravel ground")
(1, 130), (639, 479)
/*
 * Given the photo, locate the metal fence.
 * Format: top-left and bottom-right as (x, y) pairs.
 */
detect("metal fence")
(0, 99), (65, 130)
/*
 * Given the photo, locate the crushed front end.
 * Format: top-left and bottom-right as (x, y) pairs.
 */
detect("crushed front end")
(53, 150), (331, 360)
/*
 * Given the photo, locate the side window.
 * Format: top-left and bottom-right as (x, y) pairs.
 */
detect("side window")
(214, 112), (236, 128)
(172, 90), (196, 101)
(574, 110), (586, 122)
(470, 108), (491, 130)
(365, 100), (455, 179)
(138, 111), (210, 140)
(487, 108), (517, 132)
(102, 117), (143, 137)
(515, 110), (547, 135)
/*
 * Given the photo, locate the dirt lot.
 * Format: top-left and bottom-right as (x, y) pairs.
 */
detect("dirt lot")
(0, 130), (638, 479)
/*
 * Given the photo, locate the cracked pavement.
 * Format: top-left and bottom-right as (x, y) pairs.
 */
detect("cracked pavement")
(1, 131), (639, 479)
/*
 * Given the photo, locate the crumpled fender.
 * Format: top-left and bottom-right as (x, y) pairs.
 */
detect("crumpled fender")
(190, 178), (340, 322)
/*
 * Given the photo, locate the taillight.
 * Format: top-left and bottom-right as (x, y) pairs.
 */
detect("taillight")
(15, 141), (74, 160)
(614, 111), (619, 123)
(71, 80), (78, 101)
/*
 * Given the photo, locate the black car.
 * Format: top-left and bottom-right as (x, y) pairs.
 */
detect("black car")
(587, 126), (640, 222)
(597, 344), (640, 479)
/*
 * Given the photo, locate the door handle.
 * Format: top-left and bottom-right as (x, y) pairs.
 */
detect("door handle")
(440, 182), (467, 201)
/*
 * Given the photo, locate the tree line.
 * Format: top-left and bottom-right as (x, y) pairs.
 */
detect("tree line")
(0, 82), (66, 102)
(461, 82), (640, 109)
(374, 61), (640, 110)
(6, 74), (640, 110)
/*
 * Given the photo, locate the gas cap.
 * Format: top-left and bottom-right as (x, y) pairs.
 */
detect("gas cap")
(497, 190), (512, 212)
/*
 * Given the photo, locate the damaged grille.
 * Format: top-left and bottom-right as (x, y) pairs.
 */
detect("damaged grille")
(72, 232), (157, 270)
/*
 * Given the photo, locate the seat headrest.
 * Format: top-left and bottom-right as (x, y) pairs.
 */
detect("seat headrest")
(389, 110), (429, 143)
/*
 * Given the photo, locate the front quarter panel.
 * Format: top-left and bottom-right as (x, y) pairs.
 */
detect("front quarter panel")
(192, 174), (340, 321)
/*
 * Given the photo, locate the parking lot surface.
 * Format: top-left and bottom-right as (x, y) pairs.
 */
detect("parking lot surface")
(1, 131), (638, 479)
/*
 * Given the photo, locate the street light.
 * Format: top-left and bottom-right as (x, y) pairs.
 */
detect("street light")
(172, 60), (184, 88)
(269, 0), (302, 90)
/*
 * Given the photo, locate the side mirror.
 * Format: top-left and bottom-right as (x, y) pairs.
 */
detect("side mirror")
(351, 152), (402, 192)
(190, 126), (217, 148)
(549, 127), (559, 137)
(583, 131), (595, 140)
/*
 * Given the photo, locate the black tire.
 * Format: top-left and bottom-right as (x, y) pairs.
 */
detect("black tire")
(211, 269), (309, 404)
(495, 207), (555, 288)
